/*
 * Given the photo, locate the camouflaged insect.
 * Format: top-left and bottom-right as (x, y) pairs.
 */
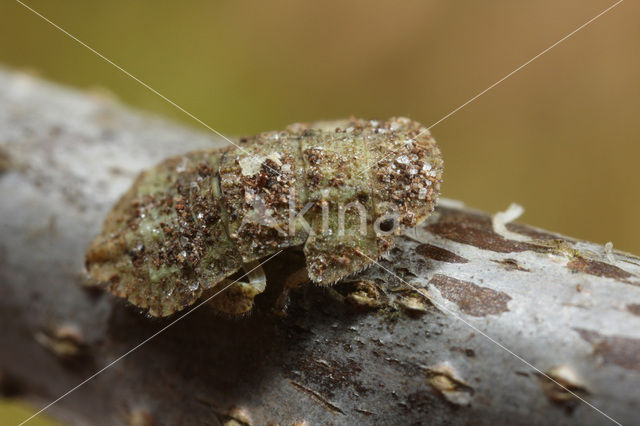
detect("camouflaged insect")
(85, 117), (443, 317)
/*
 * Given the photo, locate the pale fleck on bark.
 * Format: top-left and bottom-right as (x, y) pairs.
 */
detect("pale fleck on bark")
(1, 68), (639, 426)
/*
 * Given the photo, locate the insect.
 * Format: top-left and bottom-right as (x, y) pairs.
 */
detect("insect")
(85, 117), (443, 317)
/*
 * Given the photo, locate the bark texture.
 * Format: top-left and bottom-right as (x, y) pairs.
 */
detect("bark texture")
(1, 68), (639, 426)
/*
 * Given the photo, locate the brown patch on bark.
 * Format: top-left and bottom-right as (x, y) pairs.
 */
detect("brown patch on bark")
(0, 146), (11, 174)
(428, 207), (549, 254)
(627, 304), (640, 317)
(416, 244), (469, 264)
(506, 221), (571, 242)
(429, 274), (511, 317)
(575, 328), (640, 371)
(567, 257), (636, 284)
(491, 258), (530, 272)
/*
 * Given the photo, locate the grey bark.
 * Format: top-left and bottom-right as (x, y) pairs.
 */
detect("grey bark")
(1, 68), (639, 426)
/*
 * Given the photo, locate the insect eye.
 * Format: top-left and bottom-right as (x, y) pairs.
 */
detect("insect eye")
(379, 218), (395, 232)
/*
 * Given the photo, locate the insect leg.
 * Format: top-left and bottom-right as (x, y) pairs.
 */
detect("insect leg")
(274, 267), (310, 316)
(206, 261), (267, 316)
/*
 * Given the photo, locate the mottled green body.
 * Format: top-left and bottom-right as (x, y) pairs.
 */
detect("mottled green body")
(86, 118), (443, 316)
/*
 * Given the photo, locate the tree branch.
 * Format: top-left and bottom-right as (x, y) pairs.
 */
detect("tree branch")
(1, 68), (639, 425)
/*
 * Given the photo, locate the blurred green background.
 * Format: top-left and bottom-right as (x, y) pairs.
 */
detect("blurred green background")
(0, 0), (637, 423)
